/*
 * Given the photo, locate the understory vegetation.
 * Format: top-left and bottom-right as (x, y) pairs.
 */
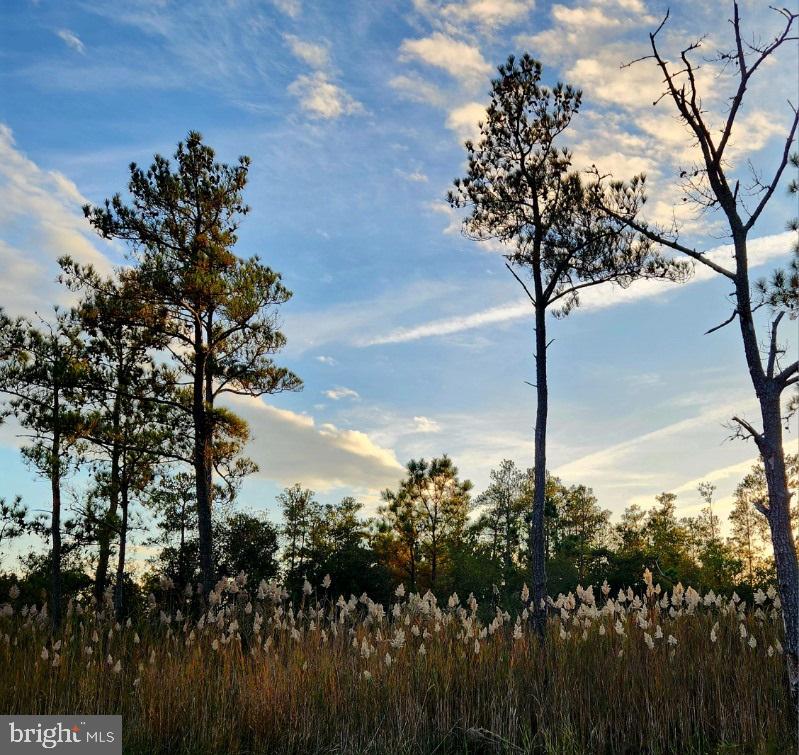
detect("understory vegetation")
(1, 572), (793, 754)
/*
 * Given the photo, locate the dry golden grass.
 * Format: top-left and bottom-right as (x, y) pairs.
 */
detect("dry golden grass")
(0, 575), (794, 754)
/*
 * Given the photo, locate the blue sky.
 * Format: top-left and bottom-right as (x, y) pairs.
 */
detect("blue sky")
(0, 0), (796, 564)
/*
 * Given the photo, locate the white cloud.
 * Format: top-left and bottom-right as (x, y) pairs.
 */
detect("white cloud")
(445, 101), (486, 142)
(553, 402), (744, 482)
(389, 74), (447, 107)
(315, 355), (336, 365)
(365, 300), (530, 346)
(288, 72), (363, 119)
(283, 279), (460, 354)
(441, 0), (534, 28)
(412, 0), (535, 31)
(56, 29), (86, 54)
(400, 33), (492, 85)
(284, 34), (330, 69)
(413, 416), (441, 433)
(271, 0), (301, 18)
(0, 123), (114, 317)
(516, 0), (656, 61)
(396, 168), (429, 183)
(667, 459), (756, 499)
(324, 386), (360, 400)
(226, 395), (403, 493)
(364, 232), (795, 345)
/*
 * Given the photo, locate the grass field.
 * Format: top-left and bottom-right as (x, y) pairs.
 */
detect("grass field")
(1, 574), (794, 754)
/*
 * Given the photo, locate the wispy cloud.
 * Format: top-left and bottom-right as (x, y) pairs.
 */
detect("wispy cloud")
(413, 416), (441, 433)
(395, 168), (429, 183)
(365, 300), (530, 346)
(324, 386), (360, 400)
(0, 123), (114, 316)
(282, 28), (361, 121)
(400, 34), (492, 85)
(288, 72), (364, 119)
(363, 232), (795, 346)
(284, 34), (330, 68)
(270, 0), (301, 19)
(412, 0), (535, 32)
(389, 74), (447, 107)
(553, 401), (746, 482)
(56, 29), (86, 54)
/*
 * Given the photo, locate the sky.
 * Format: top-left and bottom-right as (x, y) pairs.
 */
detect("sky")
(0, 0), (797, 564)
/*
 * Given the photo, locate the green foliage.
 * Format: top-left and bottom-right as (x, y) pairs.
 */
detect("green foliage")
(379, 456), (472, 592)
(448, 53), (689, 315)
(82, 131), (302, 589)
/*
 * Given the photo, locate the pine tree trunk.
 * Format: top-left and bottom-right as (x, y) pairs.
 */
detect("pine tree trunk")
(195, 428), (214, 596)
(95, 391), (122, 603)
(50, 392), (62, 630)
(113, 479), (129, 617)
(409, 542), (417, 594)
(760, 391), (799, 704)
(194, 323), (214, 596)
(531, 303), (548, 639)
(430, 528), (437, 591)
(732, 232), (798, 705)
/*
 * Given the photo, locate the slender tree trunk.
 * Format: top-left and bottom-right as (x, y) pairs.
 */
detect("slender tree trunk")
(95, 390), (122, 603)
(193, 322), (214, 595)
(114, 479), (129, 617)
(50, 393), (62, 630)
(504, 494), (512, 581)
(179, 498), (188, 591)
(430, 528), (437, 591)
(531, 303), (548, 638)
(409, 541), (417, 594)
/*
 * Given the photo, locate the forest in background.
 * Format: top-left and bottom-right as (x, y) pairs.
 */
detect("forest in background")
(1, 448), (797, 615)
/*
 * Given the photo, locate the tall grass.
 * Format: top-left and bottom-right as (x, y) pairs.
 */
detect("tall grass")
(0, 574), (794, 754)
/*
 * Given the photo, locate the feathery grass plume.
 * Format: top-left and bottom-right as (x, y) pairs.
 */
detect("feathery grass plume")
(0, 569), (793, 752)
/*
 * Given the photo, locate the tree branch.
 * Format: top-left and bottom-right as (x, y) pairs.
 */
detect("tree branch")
(731, 415), (763, 444)
(705, 309), (738, 335)
(504, 262), (537, 306)
(766, 311), (785, 378)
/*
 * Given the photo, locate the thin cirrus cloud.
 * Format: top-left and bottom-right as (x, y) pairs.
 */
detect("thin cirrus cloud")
(324, 386), (360, 401)
(56, 29), (86, 54)
(361, 232), (795, 347)
(270, 0), (301, 19)
(413, 415), (441, 433)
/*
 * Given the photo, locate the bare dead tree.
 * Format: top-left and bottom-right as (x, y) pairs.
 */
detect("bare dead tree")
(591, 2), (799, 702)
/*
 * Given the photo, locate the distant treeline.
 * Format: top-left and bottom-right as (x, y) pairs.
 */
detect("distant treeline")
(1, 452), (795, 617)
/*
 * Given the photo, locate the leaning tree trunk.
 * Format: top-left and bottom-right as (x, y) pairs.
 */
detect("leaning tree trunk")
(531, 303), (549, 639)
